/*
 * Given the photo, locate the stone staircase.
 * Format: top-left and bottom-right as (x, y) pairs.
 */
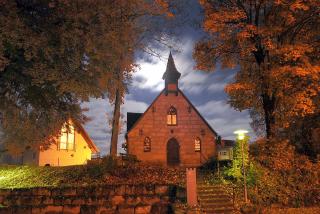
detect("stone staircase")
(197, 184), (234, 214)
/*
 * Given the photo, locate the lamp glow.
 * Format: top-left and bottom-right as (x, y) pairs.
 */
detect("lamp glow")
(234, 129), (249, 140)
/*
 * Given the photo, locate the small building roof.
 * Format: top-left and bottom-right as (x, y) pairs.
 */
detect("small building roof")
(222, 139), (235, 147)
(127, 112), (143, 132)
(217, 139), (235, 150)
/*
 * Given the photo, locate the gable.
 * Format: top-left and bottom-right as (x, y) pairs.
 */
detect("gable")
(73, 121), (99, 153)
(127, 89), (218, 136)
(126, 90), (165, 134)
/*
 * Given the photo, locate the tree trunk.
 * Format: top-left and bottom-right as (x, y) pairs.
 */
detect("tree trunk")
(110, 88), (121, 157)
(262, 93), (276, 138)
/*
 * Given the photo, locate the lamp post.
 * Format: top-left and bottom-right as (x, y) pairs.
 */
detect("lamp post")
(234, 129), (248, 203)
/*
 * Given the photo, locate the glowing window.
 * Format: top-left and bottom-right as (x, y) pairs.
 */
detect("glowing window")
(219, 151), (227, 156)
(167, 106), (177, 125)
(60, 124), (75, 150)
(144, 137), (151, 152)
(195, 137), (201, 152)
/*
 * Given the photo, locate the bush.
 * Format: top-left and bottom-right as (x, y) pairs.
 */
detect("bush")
(86, 155), (117, 178)
(248, 139), (320, 207)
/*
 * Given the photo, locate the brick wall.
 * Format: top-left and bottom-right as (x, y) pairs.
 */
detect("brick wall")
(127, 90), (217, 166)
(0, 184), (184, 214)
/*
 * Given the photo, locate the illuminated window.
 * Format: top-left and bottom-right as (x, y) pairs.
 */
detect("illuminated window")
(219, 151), (227, 156)
(195, 137), (201, 152)
(167, 106), (177, 125)
(60, 124), (75, 150)
(144, 137), (151, 152)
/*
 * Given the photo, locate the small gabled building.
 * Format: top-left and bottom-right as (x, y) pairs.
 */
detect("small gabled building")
(126, 53), (219, 167)
(217, 140), (235, 161)
(0, 121), (99, 166)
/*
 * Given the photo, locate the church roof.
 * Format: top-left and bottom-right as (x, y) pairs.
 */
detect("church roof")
(127, 112), (143, 132)
(162, 52), (181, 83)
(179, 90), (217, 136)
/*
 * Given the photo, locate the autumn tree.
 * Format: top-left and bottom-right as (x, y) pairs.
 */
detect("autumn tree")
(0, 0), (173, 154)
(0, 0), (102, 153)
(105, 0), (181, 157)
(194, 0), (320, 139)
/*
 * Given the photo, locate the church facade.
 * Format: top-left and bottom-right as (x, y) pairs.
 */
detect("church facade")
(126, 53), (218, 167)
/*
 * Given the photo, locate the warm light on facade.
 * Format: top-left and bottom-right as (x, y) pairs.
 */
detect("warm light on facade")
(233, 129), (248, 140)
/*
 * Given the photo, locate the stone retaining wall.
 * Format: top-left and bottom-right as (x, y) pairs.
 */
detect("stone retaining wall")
(0, 184), (185, 214)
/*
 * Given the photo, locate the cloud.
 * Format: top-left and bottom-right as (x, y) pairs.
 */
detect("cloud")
(81, 98), (111, 154)
(209, 117), (253, 140)
(122, 99), (149, 113)
(131, 60), (166, 92)
(197, 100), (231, 116)
(196, 100), (254, 140)
(131, 39), (196, 92)
(207, 82), (227, 93)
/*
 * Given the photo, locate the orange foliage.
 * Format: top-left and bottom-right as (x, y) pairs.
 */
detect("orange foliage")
(194, 0), (320, 137)
(0, 0), (172, 151)
(249, 139), (320, 206)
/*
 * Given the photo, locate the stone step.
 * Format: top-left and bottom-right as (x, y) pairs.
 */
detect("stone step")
(200, 206), (234, 212)
(198, 193), (232, 200)
(197, 184), (234, 213)
(197, 184), (226, 188)
(197, 189), (227, 194)
(200, 208), (234, 214)
(197, 188), (229, 193)
(198, 193), (231, 198)
(198, 184), (229, 187)
(200, 201), (233, 208)
(198, 197), (232, 203)
(197, 186), (229, 190)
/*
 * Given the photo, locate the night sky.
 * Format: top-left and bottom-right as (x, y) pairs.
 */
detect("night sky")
(82, 0), (255, 155)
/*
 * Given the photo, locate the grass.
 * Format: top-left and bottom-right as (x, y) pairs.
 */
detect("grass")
(0, 156), (119, 189)
(0, 165), (89, 189)
(0, 161), (186, 189)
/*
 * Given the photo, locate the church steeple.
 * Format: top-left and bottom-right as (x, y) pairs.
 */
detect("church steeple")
(162, 52), (181, 94)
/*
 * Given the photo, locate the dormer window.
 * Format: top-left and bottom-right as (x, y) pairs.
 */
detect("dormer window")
(144, 137), (151, 152)
(167, 106), (177, 125)
(59, 124), (75, 150)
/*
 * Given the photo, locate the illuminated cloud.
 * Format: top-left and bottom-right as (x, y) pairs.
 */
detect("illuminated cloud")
(197, 100), (254, 140)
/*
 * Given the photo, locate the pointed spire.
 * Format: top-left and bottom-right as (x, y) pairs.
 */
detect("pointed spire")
(162, 51), (181, 83)
(162, 51), (181, 94)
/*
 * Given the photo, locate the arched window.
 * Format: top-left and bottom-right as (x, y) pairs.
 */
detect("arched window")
(167, 106), (177, 125)
(195, 137), (201, 152)
(144, 137), (151, 152)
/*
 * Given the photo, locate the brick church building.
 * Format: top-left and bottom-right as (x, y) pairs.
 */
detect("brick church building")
(126, 53), (219, 167)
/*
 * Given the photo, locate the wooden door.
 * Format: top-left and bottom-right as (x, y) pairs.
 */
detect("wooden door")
(167, 138), (180, 166)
